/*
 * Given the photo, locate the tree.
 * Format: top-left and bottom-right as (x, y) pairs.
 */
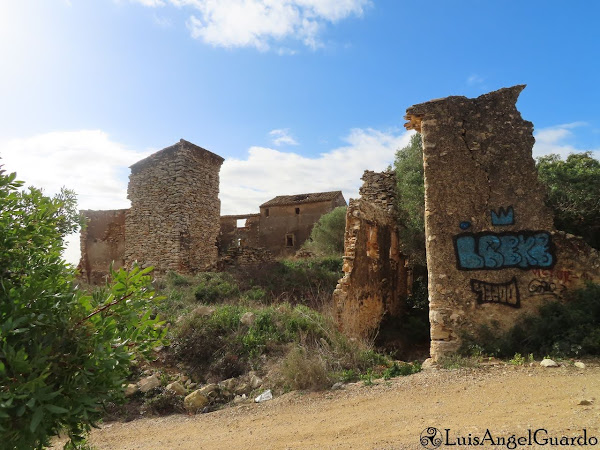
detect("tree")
(0, 167), (166, 448)
(303, 206), (347, 256)
(394, 133), (426, 266)
(537, 152), (600, 249)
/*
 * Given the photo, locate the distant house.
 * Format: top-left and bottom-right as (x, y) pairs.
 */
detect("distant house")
(219, 191), (346, 258)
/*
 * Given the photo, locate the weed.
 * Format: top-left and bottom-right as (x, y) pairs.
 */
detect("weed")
(509, 353), (525, 366)
(194, 272), (239, 303)
(382, 361), (422, 380)
(439, 355), (480, 370)
(360, 368), (375, 386)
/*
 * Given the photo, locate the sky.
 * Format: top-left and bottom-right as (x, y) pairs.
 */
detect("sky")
(1, 0), (599, 264)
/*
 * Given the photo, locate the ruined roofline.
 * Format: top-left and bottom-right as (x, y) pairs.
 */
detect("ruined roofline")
(260, 191), (345, 208)
(129, 138), (224, 172)
(220, 213), (261, 220)
(403, 84), (527, 133)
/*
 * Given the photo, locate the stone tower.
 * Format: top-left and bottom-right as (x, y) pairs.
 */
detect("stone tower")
(124, 139), (224, 273)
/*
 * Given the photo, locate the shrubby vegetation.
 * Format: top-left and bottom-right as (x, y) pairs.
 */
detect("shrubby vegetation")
(0, 168), (166, 448)
(537, 152), (600, 249)
(302, 206), (347, 256)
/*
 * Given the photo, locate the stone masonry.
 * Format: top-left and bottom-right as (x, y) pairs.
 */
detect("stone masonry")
(405, 85), (600, 360)
(333, 170), (409, 337)
(124, 139), (224, 273)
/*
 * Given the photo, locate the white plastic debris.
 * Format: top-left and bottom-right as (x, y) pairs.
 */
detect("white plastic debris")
(254, 389), (273, 403)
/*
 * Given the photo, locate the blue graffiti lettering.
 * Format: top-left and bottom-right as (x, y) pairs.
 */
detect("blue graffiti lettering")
(454, 231), (555, 270)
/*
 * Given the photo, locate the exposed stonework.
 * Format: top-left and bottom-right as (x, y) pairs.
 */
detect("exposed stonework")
(78, 209), (127, 284)
(218, 214), (260, 254)
(405, 86), (600, 360)
(124, 139), (224, 273)
(218, 246), (275, 269)
(333, 170), (409, 338)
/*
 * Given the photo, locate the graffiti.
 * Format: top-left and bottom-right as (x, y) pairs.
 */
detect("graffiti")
(491, 206), (514, 226)
(470, 277), (520, 308)
(530, 268), (593, 286)
(454, 231), (555, 270)
(528, 279), (566, 297)
(459, 221), (471, 230)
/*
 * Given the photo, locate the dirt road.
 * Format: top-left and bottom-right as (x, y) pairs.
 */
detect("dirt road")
(58, 363), (600, 449)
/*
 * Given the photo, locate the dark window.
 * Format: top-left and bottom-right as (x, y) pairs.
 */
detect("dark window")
(265, 208), (269, 217)
(286, 234), (294, 247)
(295, 207), (300, 215)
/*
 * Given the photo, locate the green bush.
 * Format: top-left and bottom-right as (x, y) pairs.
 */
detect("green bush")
(302, 206), (347, 256)
(194, 272), (239, 303)
(0, 167), (166, 448)
(461, 283), (600, 358)
(537, 152), (600, 249)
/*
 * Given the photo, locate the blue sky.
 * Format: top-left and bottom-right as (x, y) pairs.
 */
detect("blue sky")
(1, 0), (599, 262)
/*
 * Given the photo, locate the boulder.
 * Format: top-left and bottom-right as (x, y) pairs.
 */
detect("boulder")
(575, 361), (586, 369)
(124, 383), (138, 397)
(540, 358), (559, 368)
(184, 390), (210, 411)
(139, 374), (161, 393)
(249, 373), (263, 389)
(166, 381), (186, 396)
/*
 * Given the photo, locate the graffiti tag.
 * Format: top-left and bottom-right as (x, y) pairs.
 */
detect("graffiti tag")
(528, 279), (566, 298)
(470, 277), (520, 308)
(491, 206), (514, 226)
(530, 268), (593, 285)
(454, 231), (555, 270)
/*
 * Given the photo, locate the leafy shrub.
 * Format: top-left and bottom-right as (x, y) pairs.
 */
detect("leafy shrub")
(0, 168), (166, 448)
(302, 206), (347, 256)
(194, 272), (239, 303)
(461, 283), (600, 358)
(382, 361), (422, 380)
(537, 152), (600, 249)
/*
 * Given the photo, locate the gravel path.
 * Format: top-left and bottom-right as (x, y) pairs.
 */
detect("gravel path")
(53, 362), (600, 449)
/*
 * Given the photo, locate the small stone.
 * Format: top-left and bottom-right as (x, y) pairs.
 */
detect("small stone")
(249, 373), (263, 389)
(138, 374), (161, 393)
(124, 384), (138, 397)
(166, 381), (186, 396)
(198, 383), (220, 398)
(578, 399), (593, 406)
(184, 390), (209, 411)
(331, 382), (344, 390)
(575, 362), (586, 369)
(240, 312), (256, 326)
(219, 377), (238, 391)
(421, 358), (437, 370)
(540, 358), (559, 368)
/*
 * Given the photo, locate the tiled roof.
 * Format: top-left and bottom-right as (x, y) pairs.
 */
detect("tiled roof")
(260, 191), (344, 208)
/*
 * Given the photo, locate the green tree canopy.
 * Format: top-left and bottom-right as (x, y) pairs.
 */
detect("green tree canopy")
(394, 133), (426, 266)
(303, 206), (347, 256)
(537, 152), (600, 249)
(0, 167), (166, 448)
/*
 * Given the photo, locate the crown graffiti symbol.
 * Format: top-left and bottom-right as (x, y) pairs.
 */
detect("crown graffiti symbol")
(491, 206), (514, 226)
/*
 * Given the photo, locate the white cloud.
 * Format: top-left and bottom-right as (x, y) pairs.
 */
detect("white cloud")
(269, 128), (298, 146)
(533, 122), (599, 159)
(130, 0), (371, 51)
(467, 74), (484, 86)
(220, 127), (411, 214)
(0, 126), (407, 264)
(0, 130), (153, 264)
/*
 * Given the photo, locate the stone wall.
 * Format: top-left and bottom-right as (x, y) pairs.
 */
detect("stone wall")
(218, 246), (275, 268)
(78, 209), (127, 284)
(404, 86), (600, 360)
(218, 214), (260, 254)
(333, 170), (409, 338)
(124, 139), (224, 273)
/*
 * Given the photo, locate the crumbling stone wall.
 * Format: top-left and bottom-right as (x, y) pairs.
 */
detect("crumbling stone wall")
(405, 86), (600, 360)
(218, 246), (275, 268)
(218, 214), (260, 254)
(78, 209), (127, 284)
(333, 170), (409, 337)
(124, 139), (224, 273)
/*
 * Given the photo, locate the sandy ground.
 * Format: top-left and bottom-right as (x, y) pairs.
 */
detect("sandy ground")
(54, 362), (600, 449)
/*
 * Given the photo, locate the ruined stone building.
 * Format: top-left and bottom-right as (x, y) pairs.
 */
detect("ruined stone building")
(333, 171), (410, 338)
(79, 140), (346, 281)
(80, 139), (224, 282)
(335, 85), (600, 361)
(218, 191), (347, 259)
